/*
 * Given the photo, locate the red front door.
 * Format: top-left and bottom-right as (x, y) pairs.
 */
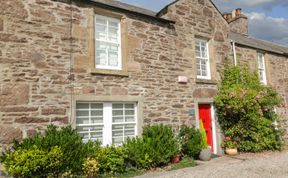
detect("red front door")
(199, 104), (213, 151)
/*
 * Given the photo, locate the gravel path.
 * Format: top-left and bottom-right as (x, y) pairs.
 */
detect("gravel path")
(135, 150), (288, 178)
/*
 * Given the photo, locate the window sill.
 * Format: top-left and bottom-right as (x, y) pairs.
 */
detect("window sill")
(90, 68), (129, 77)
(196, 79), (218, 85)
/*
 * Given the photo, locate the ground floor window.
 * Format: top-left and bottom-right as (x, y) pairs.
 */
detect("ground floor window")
(76, 102), (137, 145)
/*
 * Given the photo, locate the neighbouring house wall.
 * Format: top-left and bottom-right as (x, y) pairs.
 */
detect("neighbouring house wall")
(235, 45), (288, 138)
(229, 17), (248, 35)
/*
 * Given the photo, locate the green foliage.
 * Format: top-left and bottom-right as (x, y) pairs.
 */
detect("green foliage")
(141, 124), (178, 167)
(178, 126), (205, 158)
(3, 145), (63, 177)
(169, 157), (196, 171)
(82, 157), (100, 178)
(199, 120), (208, 148)
(215, 66), (284, 152)
(2, 125), (101, 175)
(124, 137), (153, 169)
(221, 136), (238, 149)
(96, 146), (128, 174)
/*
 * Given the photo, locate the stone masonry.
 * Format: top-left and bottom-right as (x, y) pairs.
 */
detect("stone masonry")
(0, 0), (287, 148)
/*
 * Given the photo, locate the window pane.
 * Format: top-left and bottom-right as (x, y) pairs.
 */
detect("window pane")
(125, 110), (135, 115)
(76, 117), (89, 125)
(96, 17), (107, 25)
(96, 24), (107, 40)
(76, 110), (89, 117)
(113, 116), (124, 123)
(91, 110), (103, 116)
(76, 103), (89, 110)
(91, 117), (103, 124)
(109, 21), (118, 28)
(91, 103), (103, 109)
(76, 102), (104, 142)
(108, 27), (118, 43)
(112, 110), (123, 116)
(113, 103), (123, 109)
(125, 104), (134, 109)
(125, 116), (135, 122)
(108, 51), (119, 67)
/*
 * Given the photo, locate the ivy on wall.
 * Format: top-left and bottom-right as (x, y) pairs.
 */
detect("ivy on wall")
(215, 66), (284, 152)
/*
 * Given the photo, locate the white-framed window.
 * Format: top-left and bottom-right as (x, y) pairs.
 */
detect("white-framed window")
(76, 102), (137, 145)
(257, 53), (267, 85)
(195, 38), (211, 80)
(95, 15), (122, 70)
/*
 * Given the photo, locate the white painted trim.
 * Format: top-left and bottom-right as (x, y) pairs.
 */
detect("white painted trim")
(103, 102), (112, 145)
(211, 104), (217, 154)
(95, 15), (122, 70)
(195, 39), (211, 80)
(257, 53), (267, 85)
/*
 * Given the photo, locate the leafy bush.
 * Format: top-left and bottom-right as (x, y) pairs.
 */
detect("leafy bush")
(124, 137), (153, 169)
(1, 125), (101, 175)
(141, 124), (178, 167)
(199, 120), (208, 148)
(3, 145), (63, 177)
(215, 66), (284, 152)
(178, 125), (205, 158)
(82, 157), (100, 178)
(96, 146), (128, 174)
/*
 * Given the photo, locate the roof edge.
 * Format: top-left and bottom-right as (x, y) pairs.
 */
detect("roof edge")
(52, 0), (175, 24)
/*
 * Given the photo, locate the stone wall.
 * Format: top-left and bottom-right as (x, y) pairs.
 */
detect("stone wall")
(229, 16), (248, 35)
(0, 0), (230, 146)
(0, 0), (287, 147)
(0, 0), (73, 144)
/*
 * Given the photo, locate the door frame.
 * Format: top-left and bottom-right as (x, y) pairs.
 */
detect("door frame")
(195, 98), (218, 154)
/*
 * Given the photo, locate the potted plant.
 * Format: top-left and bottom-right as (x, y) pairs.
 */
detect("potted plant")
(222, 136), (238, 156)
(198, 120), (212, 161)
(171, 136), (182, 164)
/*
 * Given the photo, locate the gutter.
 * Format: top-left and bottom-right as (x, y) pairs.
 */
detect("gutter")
(231, 40), (237, 66)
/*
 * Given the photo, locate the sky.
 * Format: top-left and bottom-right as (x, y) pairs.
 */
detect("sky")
(118, 0), (288, 46)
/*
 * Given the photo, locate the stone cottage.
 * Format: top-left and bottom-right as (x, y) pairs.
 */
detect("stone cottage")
(0, 0), (287, 154)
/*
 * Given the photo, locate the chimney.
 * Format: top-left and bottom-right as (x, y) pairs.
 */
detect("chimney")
(226, 8), (248, 35)
(223, 13), (228, 20)
(235, 8), (242, 16)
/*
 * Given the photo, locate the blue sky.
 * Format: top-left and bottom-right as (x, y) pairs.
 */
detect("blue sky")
(119, 0), (288, 46)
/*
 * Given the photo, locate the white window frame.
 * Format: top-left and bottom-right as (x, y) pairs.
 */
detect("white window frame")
(76, 101), (138, 146)
(95, 15), (122, 70)
(195, 38), (211, 80)
(257, 53), (267, 85)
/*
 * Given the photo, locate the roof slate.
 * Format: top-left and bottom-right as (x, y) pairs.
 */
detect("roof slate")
(229, 32), (288, 56)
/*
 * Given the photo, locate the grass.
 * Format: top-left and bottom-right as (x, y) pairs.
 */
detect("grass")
(169, 157), (196, 171)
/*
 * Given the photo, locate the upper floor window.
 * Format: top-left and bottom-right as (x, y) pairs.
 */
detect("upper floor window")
(257, 53), (267, 85)
(95, 15), (122, 70)
(195, 39), (211, 80)
(76, 102), (137, 145)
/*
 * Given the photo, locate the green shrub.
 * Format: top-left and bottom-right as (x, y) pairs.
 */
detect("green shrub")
(82, 157), (100, 178)
(141, 124), (178, 167)
(3, 145), (63, 177)
(199, 120), (208, 148)
(96, 146), (128, 174)
(179, 125), (205, 158)
(2, 125), (101, 175)
(124, 137), (153, 169)
(215, 66), (284, 152)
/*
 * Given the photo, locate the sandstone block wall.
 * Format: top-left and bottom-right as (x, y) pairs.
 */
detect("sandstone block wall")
(0, 0), (287, 146)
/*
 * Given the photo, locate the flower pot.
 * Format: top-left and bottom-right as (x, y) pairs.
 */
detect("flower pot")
(225, 148), (238, 156)
(199, 148), (212, 161)
(171, 154), (181, 164)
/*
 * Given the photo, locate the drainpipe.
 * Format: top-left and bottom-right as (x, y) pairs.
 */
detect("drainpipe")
(231, 40), (237, 66)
